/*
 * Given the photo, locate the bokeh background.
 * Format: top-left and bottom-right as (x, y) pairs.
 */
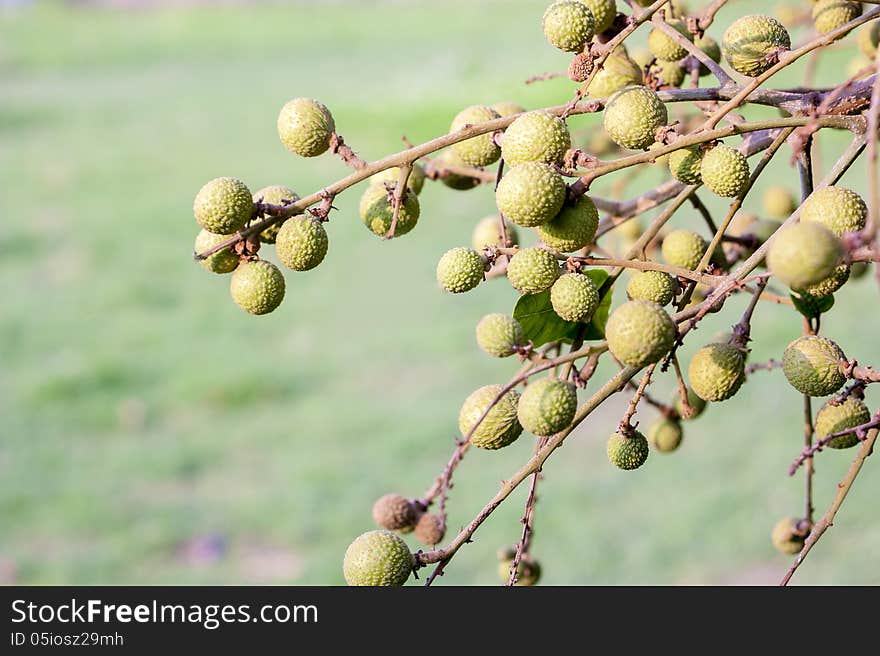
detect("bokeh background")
(1, 0), (878, 585)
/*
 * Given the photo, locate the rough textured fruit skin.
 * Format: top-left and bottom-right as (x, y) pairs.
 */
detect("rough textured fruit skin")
(343, 530), (413, 586)
(695, 34), (722, 76)
(517, 378), (577, 436)
(647, 418), (683, 453)
(550, 273), (600, 322)
(700, 144), (750, 198)
(495, 162), (567, 228)
(688, 343), (746, 402)
(799, 186), (867, 237)
(229, 260), (285, 315)
(536, 196), (599, 252)
(668, 145), (703, 184)
(498, 555), (541, 586)
(372, 494), (417, 532)
(812, 1), (861, 36)
(578, 0), (616, 33)
(673, 387), (707, 420)
(722, 15), (791, 77)
(359, 185), (420, 237)
(542, 0), (596, 53)
(492, 102), (527, 118)
(607, 431), (650, 470)
(626, 270), (678, 306)
(648, 18), (691, 61)
(815, 397), (871, 449)
(762, 185), (796, 219)
(275, 216), (328, 272)
(476, 313), (524, 358)
(195, 229), (239, 274)
(772, 518), (807, 555)
(277, 98), (335, 158)
(650, 59), (685, 87)
(782, 335), (846, 397)
(472, 215), (519, 250)
(502, 111), (571, 168)
(507, 247), (561, 294)
(193, 177), (253, 235)
(662, 229), (708, 271)
(436, 247), (486, 293)
(767, 223), (843, 289)
(450, 105), (501, 167)
(858, 21), (880, 58)
(436, 150), (481, 191)
(605, 300), (675, 368)
(252, 185), (300, 243)
(458, 385), (523, 450)
(413, 513), (445, 546)
(603, 86), (668, 150)
(586, 51), (644, 99)
(794, 264), (851, 300)
(369, 164), (427, 195)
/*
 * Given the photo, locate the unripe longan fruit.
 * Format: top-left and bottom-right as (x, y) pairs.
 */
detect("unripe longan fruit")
(858, 21), (880, 58)
(230, 260), (285, 316)
(343, 530), (413, 586)
(722, 15), (791, 77)
(767, 223), (843, 290)
(667, 145), (703, 185)
(771, 517), (808, 555)
(252, 185), (300, 243)
(550, 273), (600, 322)
(472, 215), (519, 250)
(673, 387), (707, 420)
(650, 59), (686, 87)
(782, 335), (846, 397)
(579, 0), (616, 34)
(815, 397), (871, 450)
(517, 378), (578, 436)
(359, 185), (420, 238)
(605, 300), (676, 368)
(542, 0), (596, 53)
(762, 185), (796, 219)
(799, 186), (867, 237)
(498, 554), (542, 586)
(700, 144), (750, 198)
(492, 101), (527, 118)
(458, 384), (523, 450)
(648, 18), (692, 62)
(694, 34), (722, 76)
(501, 111), (571, 168)
(275, 216), (328, 272)
(193, 177), (253, 235)
(603, 86), (668, 150)
(372, 494), (418, 532)
(414, 512), (445, 546)
(476, 313), (525, 358)
(607, 430), (650, 470)
(194, 229), (239, 274)
(647, 417), (683, 453)
(586, 51), (644, 99)
(495, 162), (567, 228)
(793, 264), (851, 300)
(662, 229), (709, 271)
(437, 247), (487, 294)
(507, 247), (561, 295)
(626, 270), (678, 306)
(436, 150), (481, 191)
(688, 342), (746, 402)
(277, 98), (335, 158)
(536, 195), (599, 252)
(450, 105), (502, 167)
(812, 1), (861, 36)
(369, 163), (427, 195)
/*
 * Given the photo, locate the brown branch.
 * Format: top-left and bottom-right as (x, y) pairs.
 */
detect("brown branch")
(507, 437), (547, 586)
(329, 133), (368, 169)
(618, 364), (657, 434)
(745, 359), (782, 375)
(525, 71), (564, 85)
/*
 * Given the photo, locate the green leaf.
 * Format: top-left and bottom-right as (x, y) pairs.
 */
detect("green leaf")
(790, 292), (834, 319)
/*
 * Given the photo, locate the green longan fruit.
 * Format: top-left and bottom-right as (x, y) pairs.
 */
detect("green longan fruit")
(450, 105), (502, 167)
(517, 378), (578, 436)
(492, 101), (527, 118)
(667, 145), (703, 185)
(193, 177), (253, 235)
(229, 260), (286, 316)
(799, 186), (867, 237)
(858, 21), (880, 58)
(662, 229), (709, 271)
(252, 185), (300, 243)
(722, 15), (791, 77)
(647, 417), (683, 453)
(369, 163), (427, 196)
(498, 554), (542, 586)
(648, 18), (692, 62)
(458, 384), (523, 450)
(275, 216), (328, 272)
(650, 59), (686, 87)
(626, 270), (678, 306)
(507, 247), (561, 294)
(762, 185), (796, 219)
(603, 86), (668, 150)
(766, 223), (843, 289)
(782, 335), (847, 397)
(277, 98), (335, 158)
(436, 150), (481, 191)
(815, 396), (871, 449)
(550, 273), (600, 322)
(688, 342), (746, 402)
(812, 1), (861, 36)
(771, 517), (808, 555)
(371, 494), (418, 532)
(578, 0), (616, 34)
(194, 229), (239, 274)
(542, 0), (596, 53)
(605, 300), (676, 368)
(472, 215), (519, 250)
(476, 313), (524, 358)
(586, 51), (644, 99)
(694, 34), (722, 76)
(501, 110), (571, 168)
(343, 530), (413, 586)
(607, 430), (650, 470)
(700, 144), (750, 198)
(536, 195), (599, 252)
(413, 512), (445, 546)
(793, 264), (851, 300)
(358, 184), (420, 238)
(673, 387), (707, 420)
(495, 162), (567, 228)
(436, 247), (487, 294)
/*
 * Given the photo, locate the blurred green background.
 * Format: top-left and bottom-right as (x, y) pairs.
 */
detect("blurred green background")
(1, 0), (878, 585)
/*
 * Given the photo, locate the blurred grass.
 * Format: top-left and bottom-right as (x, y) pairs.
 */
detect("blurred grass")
(0, 0), (878, 585)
